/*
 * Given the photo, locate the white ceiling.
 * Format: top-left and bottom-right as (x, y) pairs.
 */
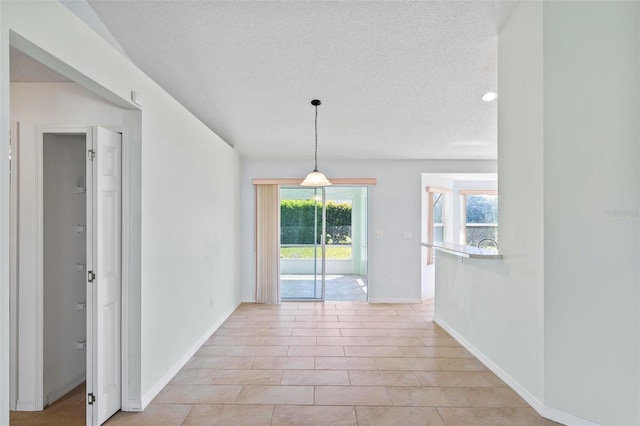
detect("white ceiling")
(85, 1), (517, 160)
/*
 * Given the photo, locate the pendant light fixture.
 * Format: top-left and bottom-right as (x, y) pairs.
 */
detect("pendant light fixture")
(301, 99), (332, 187)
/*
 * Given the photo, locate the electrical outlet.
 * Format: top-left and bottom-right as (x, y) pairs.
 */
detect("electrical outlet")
(375, 231), (384, 239)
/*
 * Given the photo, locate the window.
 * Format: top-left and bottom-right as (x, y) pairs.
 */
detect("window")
(426, 186), (451, 264)
(460, 190), (498, 248)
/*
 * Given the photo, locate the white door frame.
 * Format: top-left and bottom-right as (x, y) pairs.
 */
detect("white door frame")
(9, 122), (20, 411)
(8, 124), (130, 415)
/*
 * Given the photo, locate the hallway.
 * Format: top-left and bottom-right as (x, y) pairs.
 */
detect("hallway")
(104, 299), (555, 425)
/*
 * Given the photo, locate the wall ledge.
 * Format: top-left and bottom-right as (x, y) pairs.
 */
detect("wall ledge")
(434, 314), (600, 426)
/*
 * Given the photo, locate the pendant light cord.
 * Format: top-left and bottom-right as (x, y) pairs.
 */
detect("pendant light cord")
(314, 104), (319, 172)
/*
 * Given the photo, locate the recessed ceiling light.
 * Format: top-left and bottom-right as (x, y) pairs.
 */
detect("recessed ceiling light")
(482, 92), (497, 102)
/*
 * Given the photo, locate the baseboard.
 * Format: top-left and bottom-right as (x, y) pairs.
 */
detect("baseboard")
(367, 298), (422, 303)
(46, 372), (85, 406)
(541, 405), (600, 426)
(241, 297), (256, 303)
(127, 399), (143, 412)
(434, 314), (600, 426)
(140, 301), (240, 409)
(15, 400), (36, 411)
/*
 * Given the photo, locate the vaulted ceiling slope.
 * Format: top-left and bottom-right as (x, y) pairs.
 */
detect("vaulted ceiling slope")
(88, 1), (518, 160)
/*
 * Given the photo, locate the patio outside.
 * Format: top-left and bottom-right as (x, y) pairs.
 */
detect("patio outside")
(281, 274), (367, 301)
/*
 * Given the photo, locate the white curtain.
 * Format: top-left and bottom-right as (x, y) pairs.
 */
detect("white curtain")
(255, 184), (281, 304)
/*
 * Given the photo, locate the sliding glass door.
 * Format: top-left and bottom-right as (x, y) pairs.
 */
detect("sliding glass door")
(280, 187), (326, 300)
(280, 186), (369, 302)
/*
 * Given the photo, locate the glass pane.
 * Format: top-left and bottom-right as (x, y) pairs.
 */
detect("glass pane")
(433, 225), (444, 243)
(433, 193), (444, 225)
(324, 186), (368, 302)
(280, 187), (324, 300)
(465, 194), (498, 247)
(430, 192), (446, 262)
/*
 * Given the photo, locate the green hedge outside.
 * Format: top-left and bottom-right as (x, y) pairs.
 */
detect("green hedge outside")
(281, 200), (352, 245)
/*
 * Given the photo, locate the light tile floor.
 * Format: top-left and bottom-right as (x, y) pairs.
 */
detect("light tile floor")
(106, 299), (556, 425)
(12, 300), (557, 425)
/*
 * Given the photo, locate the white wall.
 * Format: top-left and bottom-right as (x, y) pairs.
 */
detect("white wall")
(434, 0), (545, 405)
(241, 159), (497, 303)
(435, 2), (640, 425)
(42, 134), (86, 406)
(542, 2), (639, 424)
(1, 1), (241, 417)
(0, 5), (12, 424)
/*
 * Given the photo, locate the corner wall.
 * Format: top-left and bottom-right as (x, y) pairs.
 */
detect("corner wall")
(543, 2), (640, 424)
(434, 0), (546, 405)
(0, 1), (241, 417)
(0, 5), (10, 424)
(435, 1), (640, 424)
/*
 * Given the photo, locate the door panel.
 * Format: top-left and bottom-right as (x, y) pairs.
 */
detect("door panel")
(87, 126), (122, 425)
(280, 187), (325, 300)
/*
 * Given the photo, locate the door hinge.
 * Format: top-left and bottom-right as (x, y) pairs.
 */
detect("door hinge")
(88, 270), (96, 283)
(87, 149), (95, 161)
(88, 393), (95, 405)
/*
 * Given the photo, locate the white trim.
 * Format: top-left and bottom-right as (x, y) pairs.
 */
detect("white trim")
(140, 301), (241, 409)
(365, 186), (371, 303)
(241, 297), (256, 303)
(127, 399), (143, 413)
(119, 128), (131, 412)
(434, 314), (600, 426)
(367, 298), (422, 304)
(15, 400), (37, 412)
(85, 128), (95, 426)
(425, 186), (452, 194)
(45, 373), (85, 407)
(9, 121), (20, 411)
(542, 405), (600, 426)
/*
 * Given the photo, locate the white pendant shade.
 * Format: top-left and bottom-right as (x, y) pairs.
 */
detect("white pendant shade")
(301, 170), (332, 187)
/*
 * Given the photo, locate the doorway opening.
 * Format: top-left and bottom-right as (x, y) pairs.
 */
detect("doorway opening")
(280, 186), (369, 302)
(42, 133), (88, 412)
(10, 126), (124, 426)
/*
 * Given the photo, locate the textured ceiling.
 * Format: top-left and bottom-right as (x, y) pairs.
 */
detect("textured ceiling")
(88, 1), (518, 160)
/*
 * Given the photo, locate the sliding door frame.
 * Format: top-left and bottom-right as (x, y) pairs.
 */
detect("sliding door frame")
(279, 186), (327, 302)
(254, 178), (376, 303)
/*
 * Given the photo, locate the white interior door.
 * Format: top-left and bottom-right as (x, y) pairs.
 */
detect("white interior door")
(86, 126), (122, 425)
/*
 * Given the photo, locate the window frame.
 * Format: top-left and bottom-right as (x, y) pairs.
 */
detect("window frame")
(426, 186), (451, 265)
